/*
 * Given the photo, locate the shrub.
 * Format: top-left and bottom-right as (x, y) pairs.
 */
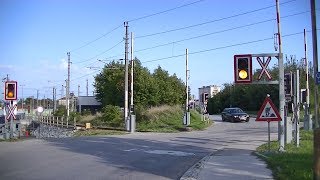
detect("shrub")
(53, 105), (66, 116)
(70, 112), (81, 123)
(99, 105), (123, 127)
(81, 109), (92, 116)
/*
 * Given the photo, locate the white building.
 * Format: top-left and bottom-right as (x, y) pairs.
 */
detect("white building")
(198, 85), (221, 103)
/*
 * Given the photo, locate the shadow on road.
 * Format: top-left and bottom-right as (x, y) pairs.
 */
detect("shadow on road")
(42, 135), (212, 179)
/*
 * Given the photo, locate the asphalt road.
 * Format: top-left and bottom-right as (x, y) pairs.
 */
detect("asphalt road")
(0, 115), (278, 180)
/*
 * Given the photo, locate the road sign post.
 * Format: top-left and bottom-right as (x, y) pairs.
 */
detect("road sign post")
(256, 95), (282, 152)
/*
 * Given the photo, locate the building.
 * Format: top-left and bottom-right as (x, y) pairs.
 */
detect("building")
(76, 96), (102, 114)
(198, 85), (221, 103)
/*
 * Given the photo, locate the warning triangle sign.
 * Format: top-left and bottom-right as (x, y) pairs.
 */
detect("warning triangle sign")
(256, 96), (281, 122)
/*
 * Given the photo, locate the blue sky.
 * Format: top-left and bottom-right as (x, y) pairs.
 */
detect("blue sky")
(0, 0), (318, 101)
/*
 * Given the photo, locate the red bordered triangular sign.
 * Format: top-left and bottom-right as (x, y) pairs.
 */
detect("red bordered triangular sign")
(256, 96), (281, 122)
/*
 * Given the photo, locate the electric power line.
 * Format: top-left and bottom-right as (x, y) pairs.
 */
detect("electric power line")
(128, 0), (205, 22)
(135, 10), (310, 54)
(68, 0), (204, 54)
(135, 0), (297, 39)
(73, 39), (124, 64)
(70, 70), (100, 82)
(70, 24), (123, 53)
(141, 31), (307, 64)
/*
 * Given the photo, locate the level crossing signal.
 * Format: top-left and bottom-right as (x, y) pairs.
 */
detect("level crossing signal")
(4, 81), (17, 100)
(284, 73), (293, 98)
(234, 55), (252, 83)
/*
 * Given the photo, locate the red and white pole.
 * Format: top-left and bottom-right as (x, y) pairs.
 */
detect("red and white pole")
(304, 29), (310, 107)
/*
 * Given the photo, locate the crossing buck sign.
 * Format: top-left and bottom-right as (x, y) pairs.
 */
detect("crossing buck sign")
(257, 56), (272, 80)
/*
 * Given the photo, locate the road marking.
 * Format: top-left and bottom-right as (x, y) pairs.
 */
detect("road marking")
(123, 149), (195, 156)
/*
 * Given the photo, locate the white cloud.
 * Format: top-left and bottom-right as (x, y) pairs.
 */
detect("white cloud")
(0, 64), (14, 69)
(59, 59), (68, 70)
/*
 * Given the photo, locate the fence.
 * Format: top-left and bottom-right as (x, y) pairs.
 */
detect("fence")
(37, 116), (76, 129)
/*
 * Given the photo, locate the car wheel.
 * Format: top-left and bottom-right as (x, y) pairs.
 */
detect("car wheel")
(246, 118), (249, 122)
(231, 118), (235, 123)
(222, 116), (225, 121)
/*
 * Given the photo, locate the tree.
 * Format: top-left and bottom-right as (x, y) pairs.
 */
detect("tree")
(94, 58), (186, 108)
(94, 60), (125, 107)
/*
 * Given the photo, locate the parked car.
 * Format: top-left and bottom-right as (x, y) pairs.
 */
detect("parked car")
(221, 107), (249, 123)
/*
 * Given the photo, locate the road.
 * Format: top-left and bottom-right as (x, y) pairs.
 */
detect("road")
(0, 115), (278, 180)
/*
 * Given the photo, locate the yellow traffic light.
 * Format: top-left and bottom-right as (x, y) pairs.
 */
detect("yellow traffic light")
(5, 81), (17, 100)
(234, 55), (252, 83)
(239, 69), (248, 79)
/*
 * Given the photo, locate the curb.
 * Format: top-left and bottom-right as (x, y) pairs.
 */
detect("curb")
(180, 149), (223, 180)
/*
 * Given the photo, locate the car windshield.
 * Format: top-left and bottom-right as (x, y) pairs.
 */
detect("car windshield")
(230, 108), (243, 113)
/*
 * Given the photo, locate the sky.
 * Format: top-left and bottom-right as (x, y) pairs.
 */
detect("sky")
(0, 0), (319, 102)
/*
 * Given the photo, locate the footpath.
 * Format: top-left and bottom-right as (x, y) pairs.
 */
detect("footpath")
(181, 117), (275, 180)
(180, 147), (273, 180)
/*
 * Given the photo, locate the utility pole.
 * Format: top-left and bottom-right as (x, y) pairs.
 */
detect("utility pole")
(304, 29), (310, 112)
(293, 70), (300, 147)
(304, 28), (312, 130)
(130, 32), (135, 133)
(185, 48), (190, 126)
(311, 0), (320, 178)
(36, 90), (39, 107)
(61, 85), (64, 99)
(124, 21), (129, 131)
(276, 0), (285, 151)
(130, 32), (134, 113)
(78, 85), (80, 97)
(86, 79), (89, 96)
(67, 52), (71, 118)
(53, 87), (56, 113)
(20, 84), (25, 111)
(43, 95), (46, 110)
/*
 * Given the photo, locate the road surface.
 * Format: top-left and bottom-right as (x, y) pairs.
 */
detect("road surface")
(0, 115), (277, 180)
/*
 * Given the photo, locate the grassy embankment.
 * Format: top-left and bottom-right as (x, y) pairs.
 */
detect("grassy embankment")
(256, 130), (313, 180)
(76, 105), (211, 135)
(136, 105), (211, 133)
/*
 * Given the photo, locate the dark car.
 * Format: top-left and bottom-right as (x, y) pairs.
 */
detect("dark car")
(221, 107), (249, 123)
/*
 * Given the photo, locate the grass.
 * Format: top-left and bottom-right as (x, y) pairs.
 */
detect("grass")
(76, 114), (99, 124)
(136, 105), (212, 133)
(73, 129), (127, 136)
(256, 130), (313, 180)
(74, 105), (212, 134)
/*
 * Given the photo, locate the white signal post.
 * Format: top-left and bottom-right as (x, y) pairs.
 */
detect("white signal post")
(276, 0), (285, 152)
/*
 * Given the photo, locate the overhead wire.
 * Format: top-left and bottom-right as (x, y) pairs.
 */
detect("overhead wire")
(73, 39), (124, 64)
(68, 0), (205, 55)
(70, 24), (123, 53)
(135, 0), (297, 39)
(135, 10), (310, 54)
(141, 31), (307, 64)
(128, 0), (205, 22)
(71, 70), (101, 82)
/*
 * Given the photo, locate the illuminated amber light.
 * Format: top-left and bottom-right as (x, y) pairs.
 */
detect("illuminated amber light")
(7, 91), (14, 98)
(239, 70), (248, 79)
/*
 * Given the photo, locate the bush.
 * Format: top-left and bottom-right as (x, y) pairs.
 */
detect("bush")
(81, 109), (92, 116)
(70, 112), (81, 123)
(98, 105), (123, 127)
(53, 105), (66, 116)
